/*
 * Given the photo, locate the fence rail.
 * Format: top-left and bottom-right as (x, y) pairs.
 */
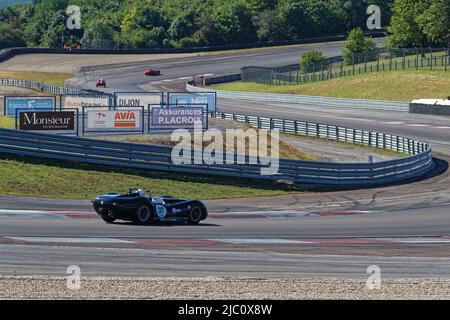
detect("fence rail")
(0, 78), (86, 95)
(242, 48), (450, 86)
(0, 110), (433, 186)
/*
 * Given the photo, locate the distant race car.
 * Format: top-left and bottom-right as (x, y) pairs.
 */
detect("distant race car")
(144, 69), (161, 76)
(96, 78), (106, 88)
(92, 188), (208, 225)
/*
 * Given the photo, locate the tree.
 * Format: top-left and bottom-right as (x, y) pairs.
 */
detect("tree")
(254, 10), (278, 42)
(211, 1), (257, 45)
(300, 50), (327, 72)
(343, 28), (377, 64)
(418, 0), (450, 50)
(276, 0), (310, 39)
(0, 22), (25, 48)
(387, 0), (432, 48)
(168, 14), (194, 41)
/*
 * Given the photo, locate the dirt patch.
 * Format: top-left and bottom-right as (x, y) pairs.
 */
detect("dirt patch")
(92, 118), (404, 163)
(281, 135), (406, 163)
(1, 276), (449, 300)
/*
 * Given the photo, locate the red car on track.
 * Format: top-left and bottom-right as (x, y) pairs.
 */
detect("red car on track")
(144, 69), (161, 76)
(96, 78), (106, 88)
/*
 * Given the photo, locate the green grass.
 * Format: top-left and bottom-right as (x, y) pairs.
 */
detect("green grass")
(0, 155), (302, 200)
(296, 51), (448, 79)
(214, 69), (450, 101)
(0, 116), (14, 129)
(0, 71), (72, 86)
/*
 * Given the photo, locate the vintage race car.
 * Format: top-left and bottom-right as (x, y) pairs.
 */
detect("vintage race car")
(92, 189), (208, 225)
(96, 78), (106, 88)
(144, 69), (161, 76)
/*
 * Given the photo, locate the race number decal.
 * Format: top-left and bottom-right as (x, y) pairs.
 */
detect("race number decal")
(155, 205), (168, 218)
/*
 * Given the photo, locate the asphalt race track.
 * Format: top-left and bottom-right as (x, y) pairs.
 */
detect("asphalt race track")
(2, 38), (450, 279)
(75, 38), (384, 93)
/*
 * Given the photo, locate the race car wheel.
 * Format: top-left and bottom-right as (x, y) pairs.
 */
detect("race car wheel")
(134, 205), (152, 225)
(187, 207), (202, 225)
(100, 209), (116, 223)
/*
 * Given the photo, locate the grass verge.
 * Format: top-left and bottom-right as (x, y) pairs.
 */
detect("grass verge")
(214, 69), (450, 101)
(0, 154), (302, 200)
(0, 71), (72, 87)
(0, 116), (14, 129)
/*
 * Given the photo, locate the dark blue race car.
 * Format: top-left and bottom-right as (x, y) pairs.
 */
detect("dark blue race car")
(92, 189), (208, 225)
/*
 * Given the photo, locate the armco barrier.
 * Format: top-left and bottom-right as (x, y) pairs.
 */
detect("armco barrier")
(0, 78), (86, 95)
(409, 103), (450, 116)
(0, 112), (433, 186)
(205, 74), (241, 86)
(187, 82), (409, 112)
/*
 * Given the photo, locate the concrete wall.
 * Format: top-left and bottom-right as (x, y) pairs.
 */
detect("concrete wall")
(409, 103), (450, 116)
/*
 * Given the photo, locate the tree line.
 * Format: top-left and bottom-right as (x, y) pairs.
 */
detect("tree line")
(0, 0), (448, 51)
(0, 0), (393, 49)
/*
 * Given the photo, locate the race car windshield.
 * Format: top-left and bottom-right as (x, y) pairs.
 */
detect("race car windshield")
(152, 197), (164, 204)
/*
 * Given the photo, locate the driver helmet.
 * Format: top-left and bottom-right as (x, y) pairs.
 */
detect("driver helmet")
(137, 189), (145, 196)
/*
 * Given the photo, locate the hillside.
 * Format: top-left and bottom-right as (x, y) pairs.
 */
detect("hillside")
(0, 0), (393, 49)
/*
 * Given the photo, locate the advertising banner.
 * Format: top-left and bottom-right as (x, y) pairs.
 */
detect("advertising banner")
(63, 96), (110, 109)
(19, 111), (75, 131)
(115, 92), (163, 107)
(7, 98), (54, 115)
(87, 110), (142, 130)
(168, 92), (216, 112)
(151, 107), (204, 127)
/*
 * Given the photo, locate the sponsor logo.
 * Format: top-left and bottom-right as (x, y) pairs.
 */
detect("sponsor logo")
(117, 99), (142, 107)
(115, 93), (162, 108)
(19, 111), (75, 131)
(114, 111), (137, 128)
(7, 98), (54, 115)
(152, 107), (204, 127)
(87, 110), (141, 130)
(169, 93), (216, 112)
(63, 96), (109, 108)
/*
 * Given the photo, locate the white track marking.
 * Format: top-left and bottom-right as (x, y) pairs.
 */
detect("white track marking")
(374, 237), (450, 244)
(7, 237), (134, 244)
(0, 210), (65, 218)
(207, 238), (314, 244)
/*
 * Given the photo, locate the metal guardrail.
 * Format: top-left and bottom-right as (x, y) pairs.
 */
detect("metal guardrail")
(242, 48), (450, 86)
(409, 103), (450, 116)
(187, 82), (409, 111)
(204, 74), (242, 86)
(0, 110), (433, 186)
(0, 78), (86, 95)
